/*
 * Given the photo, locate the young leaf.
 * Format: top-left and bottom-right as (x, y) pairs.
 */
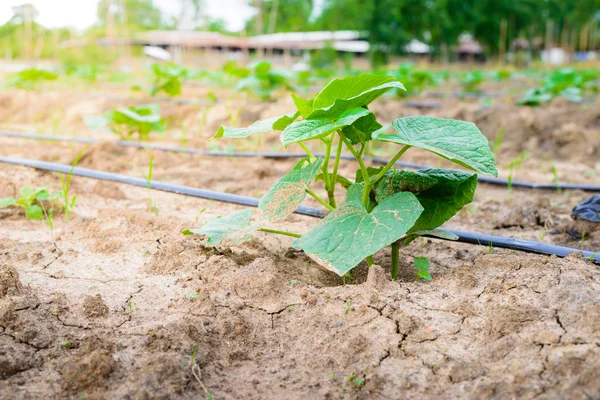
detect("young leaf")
(402, 229), (459, 245)
(182, 209), (256, 246)
(293, 186), (423, 276)
(375, 117), (498, 176)
(341, 112), (383, 145)
(308, 75), (405, 120)
(259, 157), (324, 222)
(408, 169), (477, 233)
(0, 197), (17, 208)
(281, 108), (370, 147)
(291, 94), (314, 119)
(414, 257), (432, 281)
(316, 173), (353, 189)
(375, 169), (439, 202)
(25, 205), (43, 220)
(84, 115), (109, 131)
(213, 113), (296, 140)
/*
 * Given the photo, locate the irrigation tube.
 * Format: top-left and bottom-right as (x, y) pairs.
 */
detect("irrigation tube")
(2, 129), (600, 192)
(0, 156), (598, 265)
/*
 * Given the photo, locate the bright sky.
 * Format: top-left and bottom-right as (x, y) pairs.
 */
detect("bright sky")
(0, 0), (257, 32)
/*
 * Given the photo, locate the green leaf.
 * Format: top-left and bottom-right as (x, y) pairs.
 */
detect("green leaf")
(402, 229), (459, 245)
(292, 187), (423, 276)
(374, 169), (439, 202)
(341, 112), (383, 145)
(414, 257), (432, 281)
(182, 209), (256, 246)
(259, 157), (323, 222)
(0, 197), (17, 208)
(35, 190), (50, 201)
(213, 114), (295, 140)
(355, 167), (383, 183)
(272, 111), (300, 131)
(84, 115), (109, 131)
(409, 169), (477, 233)
(281, 108), (370, 147)
(308, 75), (405, 120)
(25, 205), (43, 220)
(316, 173), (353, 189)
(375, 117), (498, 176)
(291, 94), (314, 119)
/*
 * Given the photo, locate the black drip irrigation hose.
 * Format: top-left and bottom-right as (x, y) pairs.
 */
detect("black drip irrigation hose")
(2, 129), (600, 192)
(0, 156), (598, 264)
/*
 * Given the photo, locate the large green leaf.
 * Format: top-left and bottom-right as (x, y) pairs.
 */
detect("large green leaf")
(182, 209), (256, 246)
(281, 108), (370, 147)
(410, 169), (477, 233)
(374, 169), (439, 202)
(292, 186), (423, 276)
(309, 75), (405, 120)
(375, 117), (498, 176)
(341, 112), (383, 145)
(213, 113), (297, 140)
(259, 157), (323, 222)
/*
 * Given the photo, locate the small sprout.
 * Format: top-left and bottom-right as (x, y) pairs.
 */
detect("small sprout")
(59, 341), (72, 348)
(414, 257), (432, 281)
(287, 305), (293, 312)
(344, 300), (352, 315)
(186, 292), (200, 300)
(289, 279), (297, 286)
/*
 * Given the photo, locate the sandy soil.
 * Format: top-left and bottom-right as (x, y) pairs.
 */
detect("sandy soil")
(0, 82), (599, 399)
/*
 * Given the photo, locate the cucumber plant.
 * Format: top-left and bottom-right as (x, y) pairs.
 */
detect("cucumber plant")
(184, 74), (497, 280)
(85, 104), (165, 140)
(0, 186), (62, 238)
(149, 62), (188, 97)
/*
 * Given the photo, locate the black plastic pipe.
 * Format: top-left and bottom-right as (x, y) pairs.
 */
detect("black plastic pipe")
(2, 129), (599, 192)
(0, 156), (597, 264)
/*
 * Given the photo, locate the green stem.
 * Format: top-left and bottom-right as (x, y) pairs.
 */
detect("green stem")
(306, 189), (335, 211)
(298, 141), (315, 159)
(258, 227), (301, 238)
(370, 145), (411, 186)
(328, 137), (344, 208)
(391, 241), (400, 280)
(321, 138), (333, 204)
(340, 134), (370, 207)
(366, 256), (374, 266)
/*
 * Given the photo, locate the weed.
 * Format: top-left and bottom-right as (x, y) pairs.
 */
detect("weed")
(59, 146), (87, 222)
(184, 74), (497, 280)
(344, 300), (352, 315)
(132, 155), (158, 215)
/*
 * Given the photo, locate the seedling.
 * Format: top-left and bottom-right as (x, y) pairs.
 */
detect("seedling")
(224, 60), (296, 101)
(461, 70), (485, 93)
(6, 68), (58, 90)
(344, 300), (352, 315)
(184, 74), (497, 280)
(414, 257), (432, 281)
(59, 341), (73, 348)
(131, 155), (158, 215)
(149, 62), (188, 97)
(59, 146), (87, 222)
(85, 104), (166, 140)
(0, 186), (62, 238)
(186, 292), (200, 300)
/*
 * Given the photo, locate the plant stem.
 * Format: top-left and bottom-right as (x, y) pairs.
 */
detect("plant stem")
(370, 145), (411, 186)
(391, 241), (400, 280)
(331, 137), (343, 190)
(298, 141), (315, 159)
(340, 134), (370, 207)
(258, 227), (301, 238)
(306, 189), (335, 211)
(366, 256), (374, 266)
(321, 137), (334, 205)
